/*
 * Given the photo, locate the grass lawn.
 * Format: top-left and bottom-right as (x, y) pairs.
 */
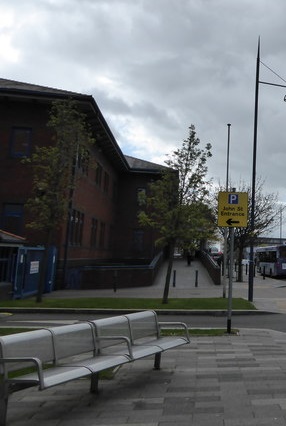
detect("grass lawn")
(0, 297), (255, 310)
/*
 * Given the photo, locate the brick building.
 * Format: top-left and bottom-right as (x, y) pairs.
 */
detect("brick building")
(0, 79), (165, 292)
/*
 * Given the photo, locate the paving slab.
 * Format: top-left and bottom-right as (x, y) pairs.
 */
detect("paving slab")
(5, 328), (286, 426)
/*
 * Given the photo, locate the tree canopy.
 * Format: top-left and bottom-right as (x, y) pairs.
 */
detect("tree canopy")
(139, 125), (214, 303)
(23, 99), (95, 301)
(23, 99), (94, 235)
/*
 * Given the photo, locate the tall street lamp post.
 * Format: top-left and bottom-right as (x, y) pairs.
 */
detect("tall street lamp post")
(222, 123), (231, 298)
(248, 39), (260, 302)
(248, 38), (286, 301)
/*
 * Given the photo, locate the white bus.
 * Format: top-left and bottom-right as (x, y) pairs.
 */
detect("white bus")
(256, 245), (286, 277)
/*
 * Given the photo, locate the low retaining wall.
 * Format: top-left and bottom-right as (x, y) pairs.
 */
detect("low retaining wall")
(198, 251), (221, 285)
(65, 253), (163, 290)
(0, 282), (12, 300)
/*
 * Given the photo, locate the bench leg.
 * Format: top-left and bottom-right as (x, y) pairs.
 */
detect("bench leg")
(90, 373), (99, 394)
(0, 381), (8, 426)
(154, 352), (161, 370)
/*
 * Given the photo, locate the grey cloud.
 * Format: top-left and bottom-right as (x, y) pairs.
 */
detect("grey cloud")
(2, 0), (286, 225)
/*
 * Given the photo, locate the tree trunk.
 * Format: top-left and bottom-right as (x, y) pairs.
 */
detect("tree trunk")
(162, 241), (175, 304)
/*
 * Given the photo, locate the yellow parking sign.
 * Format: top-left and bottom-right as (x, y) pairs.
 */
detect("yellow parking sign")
(218, 192), (248, 228)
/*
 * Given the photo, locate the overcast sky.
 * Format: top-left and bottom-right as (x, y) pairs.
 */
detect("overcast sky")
(1, 0), (286, 233)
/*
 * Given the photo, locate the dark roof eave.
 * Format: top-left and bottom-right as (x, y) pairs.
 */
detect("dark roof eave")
(0, 86), (92, 103)
(87, 98), (130, 172)
(128, 168), (164, 174)
(0, 84), (130, 173)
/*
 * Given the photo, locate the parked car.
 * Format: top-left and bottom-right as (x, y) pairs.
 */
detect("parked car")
(209, 247), (223, 262)
(174, 249), (183, 259)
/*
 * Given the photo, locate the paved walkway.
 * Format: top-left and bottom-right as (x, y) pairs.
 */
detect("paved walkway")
(7, 328), (286, 425)
(47, 258), (286, 314)
(6, 260), (286, 425)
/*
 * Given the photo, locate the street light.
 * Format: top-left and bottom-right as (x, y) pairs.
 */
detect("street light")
(248, 39), (260, 302)
(248, 38), (286, 301)
(222, 124), (231, 298)
(226, 124), (231, 190)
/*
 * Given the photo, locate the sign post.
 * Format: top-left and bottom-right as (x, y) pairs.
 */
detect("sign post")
(227, 227), (234, 334)
(218, 191), (248, 333)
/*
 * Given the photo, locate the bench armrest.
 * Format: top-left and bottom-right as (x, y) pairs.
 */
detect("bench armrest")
(0, 357), (44, 387)
(96, 336), (134, 359)
(158, 322), (190, 342)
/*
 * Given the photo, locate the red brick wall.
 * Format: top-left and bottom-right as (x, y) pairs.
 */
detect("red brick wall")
(0, 95), (162, 290)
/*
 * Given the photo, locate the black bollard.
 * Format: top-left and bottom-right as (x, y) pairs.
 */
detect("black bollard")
(195, 270), (198, 287)
(173, 270), (176, 287)
(227, 318), (232, 334)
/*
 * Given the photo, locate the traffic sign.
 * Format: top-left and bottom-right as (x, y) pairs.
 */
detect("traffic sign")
(218, 191), (248, 228)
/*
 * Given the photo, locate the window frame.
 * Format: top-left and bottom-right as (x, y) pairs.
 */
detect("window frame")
(69, 209), (84, 246)
(2, 203), (24, 235)
(95, 163), (103, 187)
(10, 127), (32, 158)
(90, 217), (98, 248)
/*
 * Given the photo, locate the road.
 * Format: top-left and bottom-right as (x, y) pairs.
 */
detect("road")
(2, 260), (286, 332)
(0, 311), (285, 332)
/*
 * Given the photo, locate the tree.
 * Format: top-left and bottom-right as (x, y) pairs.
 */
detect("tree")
(23, 99), (95, 302)
(215, 178), (281, 282)
(139, 125), (214, 303)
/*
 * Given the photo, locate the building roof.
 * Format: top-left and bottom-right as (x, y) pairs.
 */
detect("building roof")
(0, 78), (167, 175)
(0, 78), (84, 97)
(0, 229), (26, 244)
(125, 155), (166, 173)
(0, 78), (130, 172)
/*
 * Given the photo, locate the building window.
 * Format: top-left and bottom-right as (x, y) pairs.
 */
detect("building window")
(95, 163), (102, 186)
(69, 209), (84, 246)
(104, 171), (109, 193)
(77, 151), (89, 175)
(112, 180), (118, 202)
(99, 222), (105, 248)
(90, 217), (98, 248)
(137, 188), (146, 205)
(10, 127), (32, 158)
(2, 204), (24, 236)
(133, 229), (144, 252)
(109, 225), (114, 250)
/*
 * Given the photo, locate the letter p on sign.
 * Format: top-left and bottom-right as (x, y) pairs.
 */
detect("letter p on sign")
(228, 194), (238, 204)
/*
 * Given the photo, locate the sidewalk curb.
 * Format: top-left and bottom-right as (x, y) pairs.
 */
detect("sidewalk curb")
(0, 307), (277, 316)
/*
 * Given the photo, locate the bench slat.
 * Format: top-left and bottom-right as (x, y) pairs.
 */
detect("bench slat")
(47, 322), (96, 362)
(124, 311), (160, 342)
(0, 329), (54, 373)
(9, 365), (91, 390)
(62, 354), (129, 372)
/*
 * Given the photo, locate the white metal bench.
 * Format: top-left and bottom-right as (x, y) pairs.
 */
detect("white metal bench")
(0, 322), (130, 426)
(0, 311), (190, 425)
(91, 310), (190, 369)
(91, 314), (163, 364)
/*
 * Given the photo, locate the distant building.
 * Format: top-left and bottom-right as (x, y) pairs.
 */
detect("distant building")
(0, 79), (166, 291)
